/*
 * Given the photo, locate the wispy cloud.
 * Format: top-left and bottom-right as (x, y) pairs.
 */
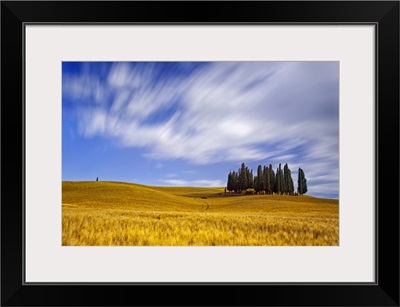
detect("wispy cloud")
(63, 62), (339, 197)
(159, 179), (224, 187)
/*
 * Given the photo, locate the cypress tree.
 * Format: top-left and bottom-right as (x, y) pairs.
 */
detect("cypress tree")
(248, 169), (254, 189)
(284, 163), (294, 195)
(276, 164), (281, 194)
(275, 163), (285, 195)
(281, 166), (286, 195)
(227, 171), (233, 192)
(235, 171), (240, 193)
(289, 174), (294, 194)
(284, 164), (295, 195)
(239, 163), (248, 193)
(245, 167), (252, 189)
(239, 171), (241, 193)
(264, 165), (271, 194)
(283, 164), (288, 194)
(269, 164), (276, 194)
(302, 169), (308, 195)
(230, 171), (235, 193)
(257, 165), (265, 193)
(297, 168), (308, 195)
(237, 168), (241, 192)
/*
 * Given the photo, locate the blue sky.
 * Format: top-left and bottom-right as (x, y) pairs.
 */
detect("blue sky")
(62, 62), (339, 198)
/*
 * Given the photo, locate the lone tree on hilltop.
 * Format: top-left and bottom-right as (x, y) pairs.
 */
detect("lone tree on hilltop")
(297, 167), (308, 195)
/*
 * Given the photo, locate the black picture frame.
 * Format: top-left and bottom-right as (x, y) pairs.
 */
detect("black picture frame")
(1, 1), (399, 306)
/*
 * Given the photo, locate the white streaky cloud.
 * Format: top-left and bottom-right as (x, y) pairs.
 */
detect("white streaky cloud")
(63, 73), (109, 105)
(107, 63), (154, 89)
(63, 74), (92, 99)
(63, 62), (339, 196)
(193, 180), (224, 187)
(110, 90), (131, 113)
(78, 108), (107, 137)
(160, 179), (188, 186)
(159, 179), (224, 187)
(107, 63), (132, 88)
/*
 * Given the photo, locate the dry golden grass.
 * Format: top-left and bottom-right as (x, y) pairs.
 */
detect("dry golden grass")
(62, 181), (338, 246)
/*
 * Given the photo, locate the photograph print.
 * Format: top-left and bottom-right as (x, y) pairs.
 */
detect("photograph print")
(62, 61), (339, 246)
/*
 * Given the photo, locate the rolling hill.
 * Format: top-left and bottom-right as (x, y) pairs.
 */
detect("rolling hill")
(62, 181), (339, 246)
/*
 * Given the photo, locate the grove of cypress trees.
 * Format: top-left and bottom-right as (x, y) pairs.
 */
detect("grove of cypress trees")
(226, 163), (304, 196)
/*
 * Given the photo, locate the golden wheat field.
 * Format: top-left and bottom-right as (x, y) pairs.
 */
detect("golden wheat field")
(62, 181), (339, 246)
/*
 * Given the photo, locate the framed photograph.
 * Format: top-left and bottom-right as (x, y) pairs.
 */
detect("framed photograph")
(2, 1), (399, 306)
